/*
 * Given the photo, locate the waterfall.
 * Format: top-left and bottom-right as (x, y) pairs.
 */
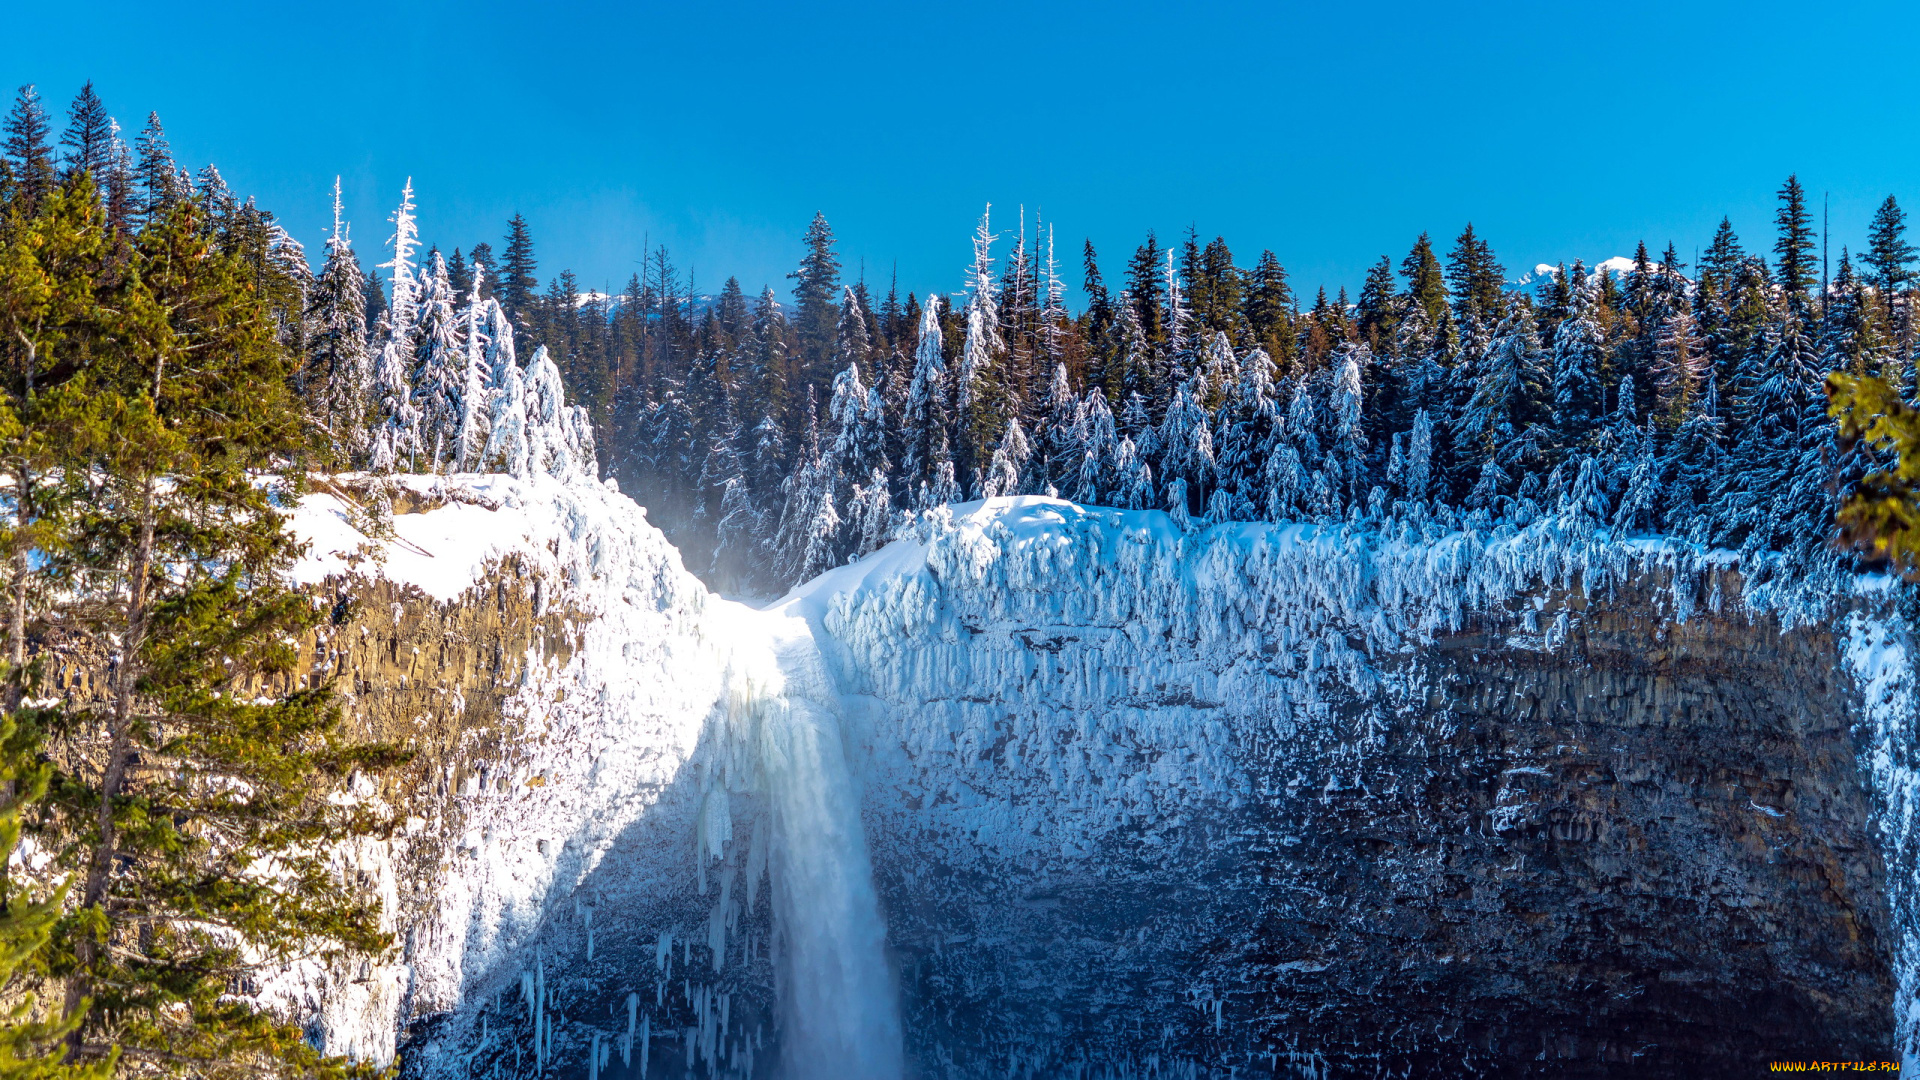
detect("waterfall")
(725, 608), (904, 1080)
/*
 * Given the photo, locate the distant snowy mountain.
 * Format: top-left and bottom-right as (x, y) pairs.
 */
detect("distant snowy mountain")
(1512, 255), (1679, 289)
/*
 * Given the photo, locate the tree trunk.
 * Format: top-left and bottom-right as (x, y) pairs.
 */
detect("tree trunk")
(64, 474), (154, 1055)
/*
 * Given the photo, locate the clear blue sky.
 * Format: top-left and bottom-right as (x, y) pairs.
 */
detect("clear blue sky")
(5, 1), (1917, 306)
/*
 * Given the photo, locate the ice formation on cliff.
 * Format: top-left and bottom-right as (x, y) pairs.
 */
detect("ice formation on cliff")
(265, 475), (1913, 1076)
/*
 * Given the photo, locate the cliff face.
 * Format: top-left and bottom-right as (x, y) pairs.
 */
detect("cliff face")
(234, 486), (1908, 1077)
(821, 504), (1901, 1076)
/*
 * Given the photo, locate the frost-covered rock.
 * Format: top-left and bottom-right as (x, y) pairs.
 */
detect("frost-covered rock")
(272, 484), (1912, 1077)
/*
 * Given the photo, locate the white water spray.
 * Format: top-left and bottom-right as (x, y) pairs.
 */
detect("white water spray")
(720, 606), (903, 1080)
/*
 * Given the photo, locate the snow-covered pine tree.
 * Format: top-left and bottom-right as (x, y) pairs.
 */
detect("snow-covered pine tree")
(834, 285), (873, 380)
(1328, 344), (1369, 510)
(1548, 263), (1604, 449)
(526, 344), (591, 478)
(901, 299), (951, 507)
(485, 348), (530, 477)
(1198, 331), (1237, 413)
(1402, 407), (1434, 505)
(1453, 297), (1547, 496)
(455, 259), (492, 469)
(1211, 347), (1278, 521)
(1074, 388), (1120, 505)
(304, 178), (371, 464)
(1037, 362), (1082, 494)
(380, 178), (421, 343)
(1649, 306), (1709, 429)
(1111, 436), (1154, 511)
(981, 416), (1033, 498)
(1660, 380), (1726, 538)
(822, 359), (887, 558)
(1819, 251), (1890, 379)
(693, 402), (747, 572)
(847, 468), (894, 559)
(711, 476), (760, 591)
(1155, 379), (1214, 518)
(1040, 223), (1072, 375)
(1111, 294), (1154, 412)
(410, 250), (466, 471)
(772, 392), (826, 584)
(959, 205), (1006, 485)
(367, 337), (420, 473)
(747, 415), (787, 534)
(1279, 371), (1329, 518)
(1610, 416), (1662, 535)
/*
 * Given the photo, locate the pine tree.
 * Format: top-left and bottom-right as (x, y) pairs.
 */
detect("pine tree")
(1548, 264), (1604, 449)
(499, 212), (539, 337)
(1356, 256), (1399, 352)
(1649, 306), (1709, 427)
(1243, 250), (1295, 371)
(1074, 388), (1120, 505)
(981, 416), (1032, 499)
(958, 206), (1005, 485)
(1698, 217), (1746, 299)
(2, 87), (54, 211)
(772, 392), (828, 584)
(525, 345), (594, 478)
(900, 299), (950, 507)
(1155, 379), (1213, 518)
(1401, 233), (1448, 329)
(789, 212), (841, 393)
(57, 82), (112, 185)
(1328, 344), (1369, 510)
(410, 251), (466, 471)
(455, 260), (493, 469)
(1402, 407), (1434, 504)
(48, 197), (401, 1077)
(1212, 347), (1278, 520)
(485, 339), (530, 477)
(380, 178), (421, 341)
(1111, 435), (1153, 511)
(1774, 174), (1818, 314)
(1446, 223), (1504, 328)
(99, 124), (134, 234)
(304, 179), (371, 464)
(1866, 195), (1915, 298)
(1081, 239), (1116, 395)
(132, 112), (178, 221)
(1037, 362), (1082, 494)
(1456, 298), (1547, 474)
(1866, 195), (1916, 376)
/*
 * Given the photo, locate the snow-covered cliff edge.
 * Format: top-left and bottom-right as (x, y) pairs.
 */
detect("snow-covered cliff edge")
(269, 479), (1911, 1077)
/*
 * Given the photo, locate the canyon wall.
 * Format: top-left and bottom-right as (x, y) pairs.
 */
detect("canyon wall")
(203, 484), (1912, 1077)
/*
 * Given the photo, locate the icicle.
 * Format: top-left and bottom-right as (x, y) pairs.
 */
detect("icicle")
(623, 991), (637, 1066)
(640, 1014), (651, 1076)
(535, 960), (546, 1067)
(745, 814), (768, 911)
(585, 906), (595, 962)
(588, 1033), (600, 1080)
(709, 859), (734, 971)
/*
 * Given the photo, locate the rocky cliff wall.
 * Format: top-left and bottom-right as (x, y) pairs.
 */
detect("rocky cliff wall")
(816, 502), (1903, 1076)
(139, 485), (1910, 1078)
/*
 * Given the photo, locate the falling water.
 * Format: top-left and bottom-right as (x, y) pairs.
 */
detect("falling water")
(729, 614), (903, 1080)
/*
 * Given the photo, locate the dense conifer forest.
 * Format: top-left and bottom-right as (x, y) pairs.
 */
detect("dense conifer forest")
(15, 84), (1898, 603)
(1, 73), (1919, 1075)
